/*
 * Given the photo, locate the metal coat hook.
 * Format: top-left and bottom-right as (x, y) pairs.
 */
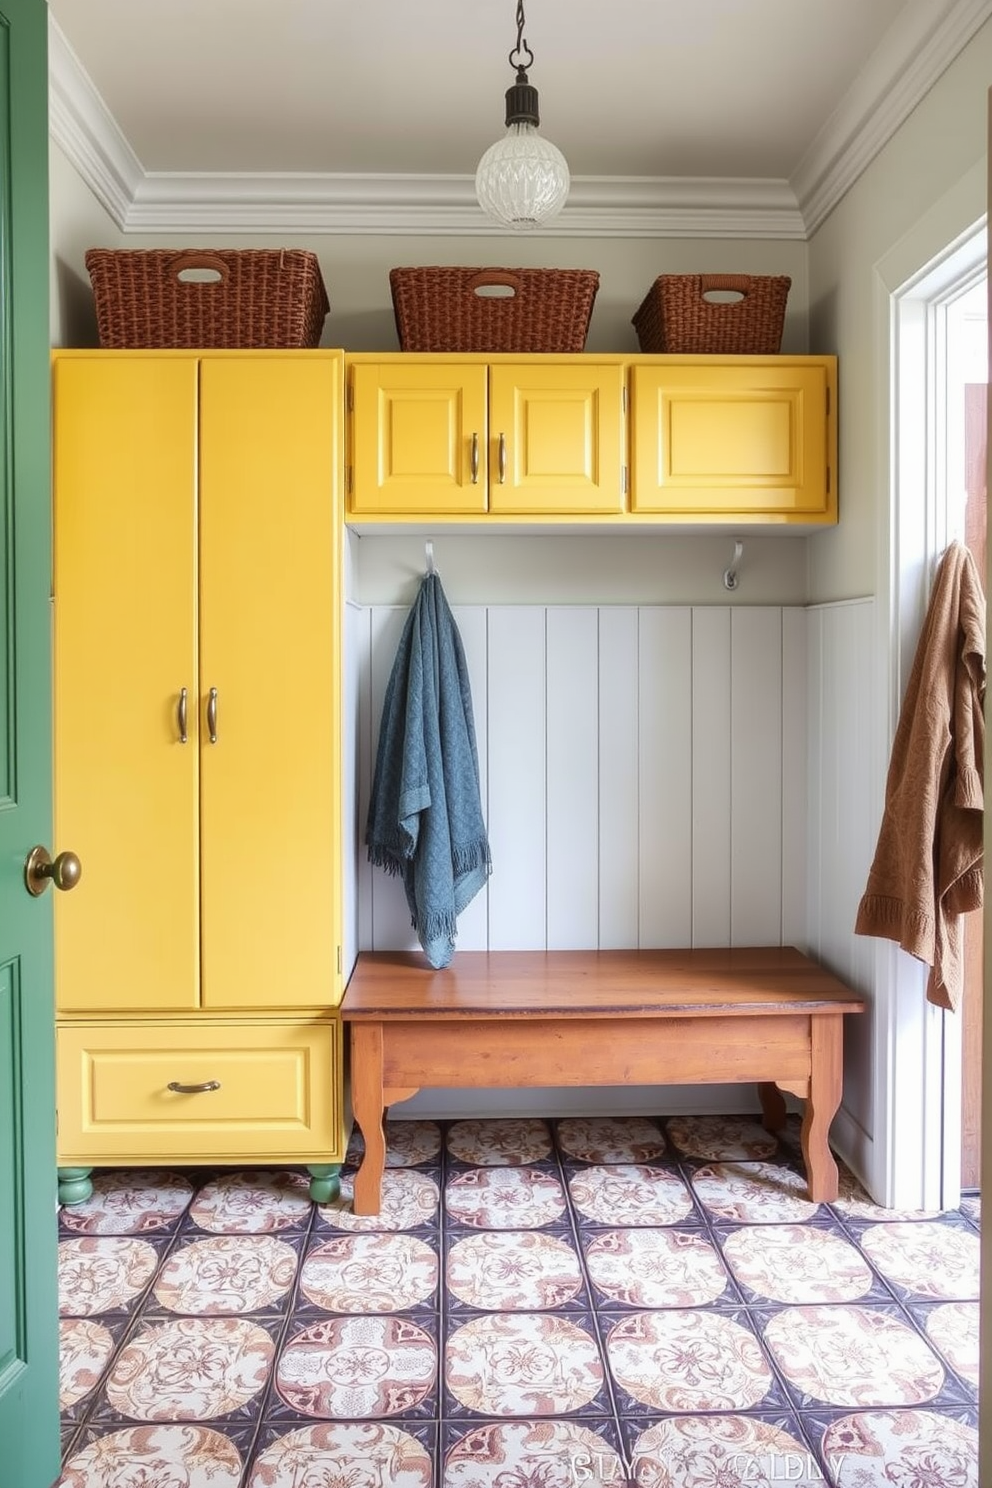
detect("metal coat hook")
(425, 540), (436, 576)
(723, 540), (743, 591)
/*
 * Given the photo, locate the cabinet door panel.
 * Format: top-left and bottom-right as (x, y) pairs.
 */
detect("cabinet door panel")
(631, 363), (833, 519)
(489, 365), (624, 514)
(53, 357), (199, 1012)
(349, 363), (488, 513)
(198, 356), (341, 1010)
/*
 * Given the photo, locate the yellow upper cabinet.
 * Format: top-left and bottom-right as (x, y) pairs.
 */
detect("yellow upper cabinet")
(630, 357), (836, 522)
(348, 357), (625, 517)
(488, 364), (625, 515)
(350, 361), (488, 515)
(52, 352), (344, 1016)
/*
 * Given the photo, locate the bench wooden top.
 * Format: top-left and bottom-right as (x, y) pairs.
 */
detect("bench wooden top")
(342, 948), (866, 1021)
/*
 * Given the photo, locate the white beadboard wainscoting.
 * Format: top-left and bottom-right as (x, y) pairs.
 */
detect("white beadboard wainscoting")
(343, 599), (881, 1136)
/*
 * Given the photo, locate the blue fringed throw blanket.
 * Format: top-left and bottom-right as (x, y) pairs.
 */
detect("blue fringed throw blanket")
(366, 573), (492, 968)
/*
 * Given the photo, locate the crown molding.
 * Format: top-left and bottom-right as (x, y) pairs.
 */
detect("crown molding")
(48, 17), (142, 226)
(49, 4), (992, 240)
(791, 0), (992, 235)
(126, 172), (806, 239)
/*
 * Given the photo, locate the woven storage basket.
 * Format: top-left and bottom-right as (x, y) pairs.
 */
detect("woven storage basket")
(84, 248), (329, 349)
(632, 274), (791, 355)
(390, 266), (600, 353)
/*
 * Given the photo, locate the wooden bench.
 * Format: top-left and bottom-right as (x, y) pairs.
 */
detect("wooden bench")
(341, 946), (865, 1215)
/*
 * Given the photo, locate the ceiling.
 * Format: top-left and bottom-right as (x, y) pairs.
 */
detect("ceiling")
(47, 0), (992, 237)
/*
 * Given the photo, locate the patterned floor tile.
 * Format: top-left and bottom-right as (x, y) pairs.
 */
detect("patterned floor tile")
(59, 1170), (194, 1235)
(584, 1228), (731, 1308)
(920, 1301), (980, 1390)
(59, 1317), (121, 1414)
(689, 1162), (820, 1224)
(665, 1114), (779, 1162)
(93, 1314), (280, 1422)
(346, 1118), (443, 1168)
(443, 1419), (626, 1486)
(959, 1193), (981, 1225)
(762, 1305), (947, 1408)
(56, 1117), (983, 1486)
(829, 1167), (943, 1223)
(624, 1413), (823, 1487)
(300, 1231), (439, 1312)
(247, 1421), (436, 1487)
(802, 1407), (979, 1487)
(568, 1165), (695, 1227)
(605, 1309), (776, 1414)
(58, 1235), (161, 1316)
(446, 1117), (553, 1166)
(718, 1223), (875, 1304)
(316, 1169), (441, 1231)
(445, 1312), (609, 1417)
(446, 1229), (585, 1310)
(556, 1115), (666, 1163)
(58, 1423), (249, 1487)
(188, 1169), (314, 1233)
(152, 1232), (301, 1315)
(445, 1166), (567, 1229)
(275, 1314), (438, 1420)
(857, 1220), (980, 1300)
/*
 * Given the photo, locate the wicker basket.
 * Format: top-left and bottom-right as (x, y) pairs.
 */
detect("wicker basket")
(389, 266), (600, 353)
(632, 274), (791, 354)
(84, 248), (330, 349)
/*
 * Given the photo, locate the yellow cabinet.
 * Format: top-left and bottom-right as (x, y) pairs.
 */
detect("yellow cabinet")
(348, 357), (626, 517)
(52, 350), (346, 1189)
(630, 357), (836, 522)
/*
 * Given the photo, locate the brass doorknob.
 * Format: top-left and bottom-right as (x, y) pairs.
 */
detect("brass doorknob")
(24, 845), (82, 897)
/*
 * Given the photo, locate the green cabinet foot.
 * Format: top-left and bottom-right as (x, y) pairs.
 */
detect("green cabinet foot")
(58, 1167), (93, 1205)
(306, 1164), (341, 1203)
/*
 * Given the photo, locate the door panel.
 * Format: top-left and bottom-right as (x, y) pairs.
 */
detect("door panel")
(53, 357), (200, 1012)
(631, 362), (833, 517)
(488, 364), (625, 514)
(0, 0), (60, 1480)
(199, 356), (342, 1009)
(349, 362), (488, 513)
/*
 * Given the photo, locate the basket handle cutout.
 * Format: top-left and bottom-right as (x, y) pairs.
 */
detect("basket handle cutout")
(169, 252), (230, 286)
(469, 271), (521, 300)
(699, 273), (753, 304)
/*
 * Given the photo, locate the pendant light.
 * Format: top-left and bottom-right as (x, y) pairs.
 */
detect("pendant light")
(475, 0), (570, 230)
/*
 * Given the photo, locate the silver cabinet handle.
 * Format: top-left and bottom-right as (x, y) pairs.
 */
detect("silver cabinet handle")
(177, 687), (188, 744)
(168, 1079), (221, 1094)
(207, 687), (218, 744)
(498, 432), (506, 484)
(470, 431), (479, 484)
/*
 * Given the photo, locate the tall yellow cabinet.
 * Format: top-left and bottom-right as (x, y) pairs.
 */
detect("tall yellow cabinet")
(52, 351), (347, 1203)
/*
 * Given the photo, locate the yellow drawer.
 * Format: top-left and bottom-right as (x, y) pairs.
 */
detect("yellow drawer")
(57, 1019), (343, 1165)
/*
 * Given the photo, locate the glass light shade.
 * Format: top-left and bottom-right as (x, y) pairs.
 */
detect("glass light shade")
(475, 122), (570, 230)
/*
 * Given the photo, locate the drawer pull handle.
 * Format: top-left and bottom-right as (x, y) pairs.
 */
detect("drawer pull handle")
(497, 432), (506, 484)
(168, 1079), (221, 1094)
(207, 687), (218, 744)
(178, 686), (188, 743)
(470, 431), (479, 484)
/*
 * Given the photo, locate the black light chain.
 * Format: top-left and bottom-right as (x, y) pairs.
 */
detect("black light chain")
(508, 0), (535, 73)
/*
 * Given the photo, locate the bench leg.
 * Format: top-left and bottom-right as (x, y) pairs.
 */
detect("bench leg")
(801, 1014), (842, 1203)
(757, 1082), (787, 1132)
(350, 1023), (386, 1217)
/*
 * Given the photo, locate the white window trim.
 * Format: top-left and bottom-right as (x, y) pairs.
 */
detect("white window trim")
(874, 205), (986, 1211)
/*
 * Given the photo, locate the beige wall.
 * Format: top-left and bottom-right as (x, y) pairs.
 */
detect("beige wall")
(50, 218), (809, 360)
(807, 17), (992, 604)
(49, 141), (121, 347)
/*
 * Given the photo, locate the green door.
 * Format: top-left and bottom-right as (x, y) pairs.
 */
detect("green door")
(0, 1), (60, 1484)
